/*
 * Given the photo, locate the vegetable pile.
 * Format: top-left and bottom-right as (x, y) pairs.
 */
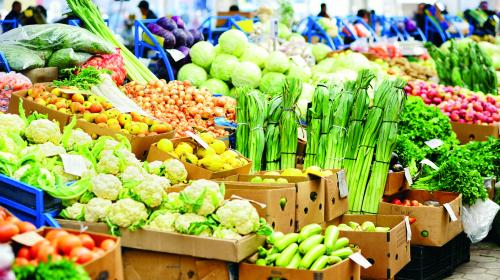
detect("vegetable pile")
(0, 207), (36, 243)
(0, 72), (32, 112)
(375, 57), (436, 81)
(146, 16), (203, 50)
(336, 221), (390, 232)
(14, 258), (90, 280)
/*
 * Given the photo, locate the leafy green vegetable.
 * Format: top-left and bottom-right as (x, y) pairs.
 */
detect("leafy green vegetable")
(53, 67), (109, 90)
(14, 258), (90, 280)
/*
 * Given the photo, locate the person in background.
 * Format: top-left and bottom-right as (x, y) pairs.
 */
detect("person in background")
(465, 1), (498, 36)
(354, 9), (373, 38)
(2, 1), (22, 32)
(229, 5), (240, 12)
(138, 1), (157, 20)
(414, 3), (427, 31)
(20, 5), (47, 25)
(317, 3), (330, 18)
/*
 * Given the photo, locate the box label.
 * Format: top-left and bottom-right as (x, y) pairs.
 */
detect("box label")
(166, 49), (186, 62)
(404, 216), (412, 241)
(421, 159), (439, 170)
(349, 252), (372, 269)
(186, 131), (209, 149)
(12, 231), (45, 247)
(60, 154), (88, 176)
(443, 203), (458, 221)
(337, 170), (348, 198)
(404, 167), (413, 186)
(425, 138), (444, 149)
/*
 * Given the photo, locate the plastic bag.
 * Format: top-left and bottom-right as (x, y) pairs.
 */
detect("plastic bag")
(462, 198), (500, 243)
(0, 44), (45, 71)
(0, 24), (114, 54)
(47, 48), (92, 69)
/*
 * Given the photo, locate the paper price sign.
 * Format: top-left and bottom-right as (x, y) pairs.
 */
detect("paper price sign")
(421, 159), (439, 170)
(60, 154), (87, 177)
(186, 131), (209, 149)
(349, 253), (372, 269)
(166, 49), (186, 62)
(425, 138), (444, 149)
(404, 216), (412, 241)
(404, 167), (413, 186)
(443, 203), (458, 221)
(337, 170), (348, 198)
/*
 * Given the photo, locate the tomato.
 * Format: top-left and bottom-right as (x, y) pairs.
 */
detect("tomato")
(17, 247), (30, 259)
(100, 239), (116, 251)
(30, 240), (50, 259)
(37, 244), (57, 263)
(78, 233), (95, 250)
(93, 247), (105, 258)
(45, 229), (68, 241)
(16, 221), (36, 233)
(15, 257), (29, 266)
(0, 221), (19, 243)
(70, 246), (93, 264)
(58, 234), (82, 256)
(4, 216), (19, 223)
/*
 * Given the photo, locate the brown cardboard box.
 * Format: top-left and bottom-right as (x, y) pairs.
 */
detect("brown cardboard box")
(328, 214), (410, 279)
(384, 171), (409, 196)
(221, 173), (326, 231)
(76, 119), (174, 160)
(22, 67), (59, 83)
(147, 138), (251, 179)
(123, 248), (230, 280)
(239, 254), (360, 280)
(56, 219), (264, 262)
(379, 190), (463, 247)
(451, 121), (499, 144)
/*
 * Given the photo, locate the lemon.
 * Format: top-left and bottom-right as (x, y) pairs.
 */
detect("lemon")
(185, 153), (198, 165)
(199, 132), (216, 144)
(175, 142), (194, 156)
(281, 168), (304, 176)
(197, 146), (216, 158)
(209, 139), (226, 154)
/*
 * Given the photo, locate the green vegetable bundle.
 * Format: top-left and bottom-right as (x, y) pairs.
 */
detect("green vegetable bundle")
(247, 90), (268, 172)
(304, 84), (329, 168)
(236, 87), (251, 157)
(14, 259), (90, 280)
(265, 95), (283, 171)
(280, 77), (302, 169)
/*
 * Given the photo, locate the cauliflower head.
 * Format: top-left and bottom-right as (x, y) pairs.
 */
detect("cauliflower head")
(108, 198), (149, 228)
(213, 227), (242, 240)
(145, 161), (164, 176)
(65, 129), (93, 150)
(91, 174), (122, 200)
(163, 159), (188, 184)
(144, 210), (180, 232)
(60, 202), (85, 220)
(174, 213), (207, 234)
(120, 165), (146, 184)
(25, 119), (62, 144)
(0, 113), (26, 134)
(22, 142), (66, 158)
(84, 197), (112, 222)
(132, 174), (167, 208)
(180, 179), (224, 216)
(215, 199), (259, 235)
(115, 148), (142, 169)
(161, 192), (185, 213)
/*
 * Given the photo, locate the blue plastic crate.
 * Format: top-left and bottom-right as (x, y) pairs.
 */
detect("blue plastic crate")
(0, 173), (61, 228)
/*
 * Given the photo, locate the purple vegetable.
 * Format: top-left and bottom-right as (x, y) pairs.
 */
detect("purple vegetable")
(157, 17), (177, 31)
(185, 31), (194, 47)
(171, 16), (185, 29)
(147, 23), (167, 36)
(173, 28), (187, 48)
(405, 19), (417, 33)
(189, 29), (204, 43)
(162, 30), (176, 49)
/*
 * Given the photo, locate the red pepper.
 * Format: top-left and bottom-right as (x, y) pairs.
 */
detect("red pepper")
(409, 217), (416, 224)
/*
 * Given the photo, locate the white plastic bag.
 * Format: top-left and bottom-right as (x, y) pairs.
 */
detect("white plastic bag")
(462, 199), (500, 243)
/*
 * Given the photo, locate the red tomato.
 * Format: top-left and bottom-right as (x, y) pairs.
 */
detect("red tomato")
(15, 257), (29, 266)
(70, 246), (93, 264)
(58, 234), (82, 256)
(45, 229), (68, 241)
(0, 221), (19, 243)
(17, 247), (30, 259)
(93, 247), (105, 258)
(78, 234), (95, 250)
(100, 239), (116, 251)
(29, 240), (49, 260)
(16, 221), (36, 233)
(37, 244), (57, 263)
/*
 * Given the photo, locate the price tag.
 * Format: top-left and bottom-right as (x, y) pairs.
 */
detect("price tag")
(425, 138), (444, 149)
(165, 49), (186, 62)
(349, 252), (372, 269)
(404, 216), (412, 241)
(337, 170), (349, 198)
(421, 159), (439, 170)
(60, 154), (88, 177)
(269, 19), (279, 40)
(186, 131), (209, 149)
(443, 203), (458, 221)
(404, 167), (413, 186)
(12, 231), (45, 247)
(291, 55), (307, 68)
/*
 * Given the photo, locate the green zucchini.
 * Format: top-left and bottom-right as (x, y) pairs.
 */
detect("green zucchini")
(310, 255), (329, 271)
(286, 252), (301, 269)
(299, 234), (324, 254)
(332, 237), (349, 251)
(324, 225), (339, 254)
(300, 244), (326, 269)
(274, 233), (299, 252)
(275, 243), (298, 267)
(330, 247), (353, 259)
(298, 223), (322, 243)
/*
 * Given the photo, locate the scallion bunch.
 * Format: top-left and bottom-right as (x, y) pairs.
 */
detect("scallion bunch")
(304, 84), (329, 168)
(236, 87), (251, 157)
(280, 77), (302, 169)
(247, 90), (267, 172)
(265, 95), (283, 171)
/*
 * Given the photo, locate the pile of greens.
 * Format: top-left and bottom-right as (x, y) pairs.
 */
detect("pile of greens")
(13, 259), (90, 280)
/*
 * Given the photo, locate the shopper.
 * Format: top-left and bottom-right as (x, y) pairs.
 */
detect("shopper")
(317, 3), (330, 19)
(464, 1), (498, 36)
(138, 1), (157, 20)
(414, 3), (427, 31)
(2, 1), (21, 32)
(229, 5), (240, 12)
(354, 9), (373, 38)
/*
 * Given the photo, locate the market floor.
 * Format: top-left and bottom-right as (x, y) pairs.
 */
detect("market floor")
(446, 242), (500, 279)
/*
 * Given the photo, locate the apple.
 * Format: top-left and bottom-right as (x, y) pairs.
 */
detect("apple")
(71, 93), (85, 103)
(34, 97), (46, 106)
(104, 109), (120, 120)
(130, 112), (143, 122)
(83, 101), (92, 109)
(149, 123), (170, 133)
(55, 101), (67, 109)
(70, 102), (84, 113)
(94, 114), (108, 124)
(46, 104), (57, 111)
(83, 112), (97, 122)
(58, 108), (68, 113)
(107, 118), (120, 127)
(87, 95), (100, 104)
(89, 103), (103, 113)
(108, 123), (122, 131)
(118, 114), (132, 126)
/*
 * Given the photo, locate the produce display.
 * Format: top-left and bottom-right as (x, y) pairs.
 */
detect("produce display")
(14, 258), (90, 280)
(81, 49), (126, 86)
(375, 57), (436, 81)
(260, 167), (334, 177)
(0, 207), (36, 243)
(336, 221), (390, 232)
(385, 198), (435, 207)
(0, 72), (32, 112)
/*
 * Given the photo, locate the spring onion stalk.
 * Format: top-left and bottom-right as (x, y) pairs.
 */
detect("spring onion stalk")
(347, 80), (393, 212)
(66, 0), (157, 82)
(236, 87), (251, 157)
(247, 90), (267, 172)
(280, 77), (302, 169)
(304, 84), (329, 168)
(316, 85), (339, 168)
(362, 79), (406, 213)
(265, 95), (283, 171)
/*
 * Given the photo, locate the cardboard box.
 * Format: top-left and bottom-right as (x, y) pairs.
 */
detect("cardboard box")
(76, 119), (174, 160)
(22, 67), (59, 83)
(123, 248), (231, 280)
(384, 171), (409, 196)
(379, 190), (463, 247)
(328, 214), (410, 279)
(451, 121), (499, 144)
(147, 138), (251, 180)
(56, 219), (264, 262)
(239, 254), (360, 280)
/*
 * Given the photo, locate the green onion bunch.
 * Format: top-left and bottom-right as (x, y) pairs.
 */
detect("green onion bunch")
(236, 87), (251, 157)
(247, 90), (268, 172)
(304, 84), (329, 168)
(265, 95), (283, 171)
(280, 77), (302, 169)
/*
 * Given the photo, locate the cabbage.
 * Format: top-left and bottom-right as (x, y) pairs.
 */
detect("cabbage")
(210, 54), (239, 81)
(201, 78), (230, 95)
(177, 63), (207, 86)
(229, 87), (238, 98)
(214, 45), (222, 55)
(240, 44), (269, 69)
(289, 33), (306, 43)
(218, 29), (248, 57)
(231, 61), (262, 88)
(259, 72), (286, 96)
(311, 43), (332, 63)
(278, 23), (292, 40)
(312, 57), (336, 74)
(287, 63), (311, 81)
(190, 41), (215, 69)
(265, 51), (290, 73)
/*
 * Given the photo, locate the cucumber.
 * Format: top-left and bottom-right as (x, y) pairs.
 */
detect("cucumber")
(324, 225), (339, 255)
(267, 231), (284, 245)
(330, 247), (353, 259)
(298, 234), (324, 254)
(265, 253), (280, 265)
(256, 259), (267, 266)
(327, 256), (342, 265)
(310, 255), (329, 271)
(276, 243), (298, 267)
(274, 233), (299, 252)
(300, 244), (326, 269)
(332, 237), (349, 251)
(298, 223), (322, 243)
(286, 253), (301, 269)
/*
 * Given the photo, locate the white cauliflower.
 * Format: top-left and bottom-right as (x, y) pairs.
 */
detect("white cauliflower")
(174, 213), (207, 234)
(161, 192), (185, 213)
(53, 164), (79, 183)
(132, 174), (167, 208)
(96, 150), (120, 174)
(60, 203), (85, 220)
(115, 148), (142, 169)
(84, 197), (112, 222)
(145, 161), (164, 175)
(163, 159), (188, 184)
(0, 113), (26, 134)
(144, 211), (179, 232)
(120, 165), (146, 183)
(180, 180), (224, 216)
(65, 129), (93, 150)
(215, 199), (260, 235)
(150, 174), (170, 189)
(22, 142), (66, 157)
(108, 198), (149, 228)
(24, 119), (62, 144)
(213, 227), (242, 240)
(91, 174), (122, 200)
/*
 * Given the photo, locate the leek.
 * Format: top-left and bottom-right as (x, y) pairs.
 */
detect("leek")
(236, 87), (252, 157)
(304, 84), (329, 168)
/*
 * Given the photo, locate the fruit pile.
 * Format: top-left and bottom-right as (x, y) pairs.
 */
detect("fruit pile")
(122, 80), (235, 137)
(0, 72), (32, 111)
(0, 208), (36, 243)
(336, 221), (390, 232)
(249, 176), (289, 184)
(15, 229), (116, 267)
